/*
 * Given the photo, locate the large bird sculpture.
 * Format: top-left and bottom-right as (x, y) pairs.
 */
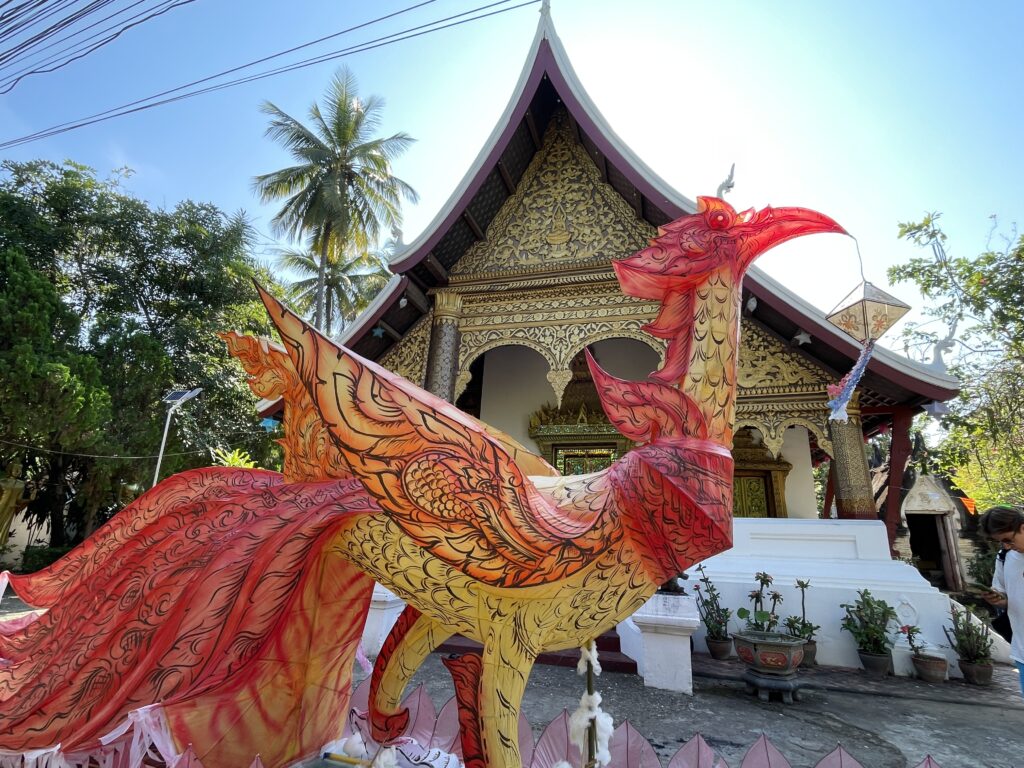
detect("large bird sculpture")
(0, 198), (843, 768)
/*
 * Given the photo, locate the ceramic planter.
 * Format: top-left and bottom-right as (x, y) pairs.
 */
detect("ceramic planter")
(857, 650), (891, 678)
(911, 654), (948, 683)
(706, 636), (733, 660)
(958, 660), (993, 686)
(732, 631), (804, 676)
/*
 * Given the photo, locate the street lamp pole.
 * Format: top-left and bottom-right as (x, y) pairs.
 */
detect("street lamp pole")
(152, 388), (202, 488)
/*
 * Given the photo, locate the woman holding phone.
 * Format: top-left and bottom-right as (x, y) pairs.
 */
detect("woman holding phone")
(980, 505), (1024, 697)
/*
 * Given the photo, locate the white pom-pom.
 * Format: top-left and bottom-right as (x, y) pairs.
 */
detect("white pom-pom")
(340, 733), (368, 759)
(576, 640), (602, 676)
(567, 690), (615, 767)
(593, 708), (615, 766)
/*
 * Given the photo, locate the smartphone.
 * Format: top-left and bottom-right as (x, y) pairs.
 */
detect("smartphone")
(965, 581), (1007, 599)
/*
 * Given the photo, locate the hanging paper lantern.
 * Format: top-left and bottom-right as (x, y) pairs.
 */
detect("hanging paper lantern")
(826, 281), (910, 344)
(824, 282), (910, 421)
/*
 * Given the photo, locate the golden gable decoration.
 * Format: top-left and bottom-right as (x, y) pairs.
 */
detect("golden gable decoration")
(379, 310), (432, 387)
(737, 322), (833, 393)
(452, 110), (653, 278)
(734, 322), (834, 457)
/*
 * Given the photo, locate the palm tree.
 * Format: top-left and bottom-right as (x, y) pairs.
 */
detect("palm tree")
(276, 239), (393, 337)
(253, 67), (417, 328)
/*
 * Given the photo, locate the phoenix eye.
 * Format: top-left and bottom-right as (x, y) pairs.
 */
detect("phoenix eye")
(707, 210), (731, 230)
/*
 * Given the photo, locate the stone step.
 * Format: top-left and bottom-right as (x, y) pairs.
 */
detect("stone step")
(435, 631), (637, 674)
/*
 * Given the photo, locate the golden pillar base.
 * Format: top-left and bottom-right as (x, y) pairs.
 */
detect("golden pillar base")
(827, 415), (876, 520)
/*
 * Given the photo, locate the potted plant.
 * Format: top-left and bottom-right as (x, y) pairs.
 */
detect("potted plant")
(899, 624), (948, 683)
(732, 572), (804, 675)
(783, 579), (821, 667)
(693, 564), (733, 659)
(736, 571), (783, 631)
(944, 605), (994, 685)
(840, 589), (897, 677)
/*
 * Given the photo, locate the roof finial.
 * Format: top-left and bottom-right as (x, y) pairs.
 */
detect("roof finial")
(540, 0), (551, 20)
(716, 163), (736, 198)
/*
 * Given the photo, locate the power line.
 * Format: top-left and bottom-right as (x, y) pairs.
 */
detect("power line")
(0, 429), (274, 460)
(0, 0), (438, 136)
(1, 1), (118, 58)
(0, 1), (197, 94)
(1, 1), (168, 70)
(0, 0), (539, 150)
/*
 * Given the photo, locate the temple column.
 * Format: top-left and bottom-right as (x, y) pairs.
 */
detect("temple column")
(882, 408), (914, 553)
(425, 291), (463, 402)
(827, 405), (875, 520)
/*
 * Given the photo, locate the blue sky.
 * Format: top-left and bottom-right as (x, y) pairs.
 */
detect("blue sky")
(3, 0), (1022, 358)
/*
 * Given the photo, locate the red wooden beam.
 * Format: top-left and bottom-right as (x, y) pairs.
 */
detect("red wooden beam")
(884, 411), (914, 556)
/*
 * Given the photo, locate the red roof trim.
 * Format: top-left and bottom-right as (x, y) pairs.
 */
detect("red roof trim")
(390, 44), (553, 274)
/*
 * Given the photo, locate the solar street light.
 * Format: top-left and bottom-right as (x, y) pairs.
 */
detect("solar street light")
(153, 387), (202, 487)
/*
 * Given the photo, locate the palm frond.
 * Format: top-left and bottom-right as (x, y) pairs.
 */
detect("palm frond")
(254, 65), (418, 327)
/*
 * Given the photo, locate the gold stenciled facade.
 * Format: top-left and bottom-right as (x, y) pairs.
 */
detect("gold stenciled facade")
(382, 110), (840, 516)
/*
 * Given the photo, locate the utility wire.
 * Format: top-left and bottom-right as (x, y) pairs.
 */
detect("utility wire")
(0, 0), (538, 150)
(0, 429), (275, 460)
(1, 1), (170, 70)
(0, 0), (437, 133)
(1, 1), (113, 52)
(0, 1), (197, 93)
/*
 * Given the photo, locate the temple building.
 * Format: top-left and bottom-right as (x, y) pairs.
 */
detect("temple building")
(259, 8), (998, 677)
(318, 9), (958, 544)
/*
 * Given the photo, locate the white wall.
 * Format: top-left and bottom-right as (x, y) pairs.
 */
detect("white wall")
(479, 345), (554, 450)
(477, 339), (660, 451)
(780, 426), (818, 519)
(588, 338), (660, 380)
(682, 517), (1010, 672)
(1, 511), (47, 569)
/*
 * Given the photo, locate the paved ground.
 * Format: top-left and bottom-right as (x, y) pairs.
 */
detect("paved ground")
(402, 652), (1023, 768)
(2, 589), (1020, 768)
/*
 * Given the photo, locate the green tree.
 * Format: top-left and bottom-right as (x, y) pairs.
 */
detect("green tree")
(888, 213), (1024, 507)
(0, 160), (284, 549)
(0, 247), (112, 546)
(253, 67), (417, 329)
(276, 239), (392, 336)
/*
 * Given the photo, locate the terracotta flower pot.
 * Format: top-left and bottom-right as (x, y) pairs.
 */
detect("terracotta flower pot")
(911, 654), (948, 683)
(706, 636), (733, 660)
(731, 631), (804, 676)
(857, 650), (891, 678)
(959, 660), (993, 686)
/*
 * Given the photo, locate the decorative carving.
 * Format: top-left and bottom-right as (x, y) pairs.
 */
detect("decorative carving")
(545, 369), (573, 406)
(733, 321), (835, 458)
(454, 369), (473, 401)
(452, 111), (653, 278)
(379, 311), (432, 387)
(529, 402), (610, 429)
(433, 291), (463, 319)
(734, 402), (834, 459)
(455, 286), (665, 380)
(731, 428), (791, 518)
(828, 410), (876, 519)
(738, 322), (832, 392)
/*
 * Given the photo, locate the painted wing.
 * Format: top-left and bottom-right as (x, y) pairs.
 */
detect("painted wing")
(609, 439), (734, 582)
(0, 467), (378, 768)
(258, 285), (617, 589)
(585, 348), (708, 444)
